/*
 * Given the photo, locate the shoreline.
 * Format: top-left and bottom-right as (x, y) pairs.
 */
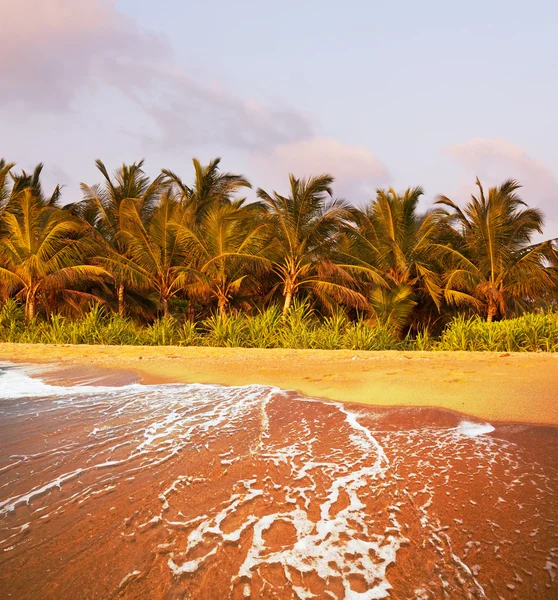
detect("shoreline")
(1, 343), (557, 426)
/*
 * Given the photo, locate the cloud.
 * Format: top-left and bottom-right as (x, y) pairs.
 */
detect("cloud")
(446, 138), (558, 215)
(0, 0), (311, 149)
(0, 0), (169, 110)
(1, 1), (388, 205)
(256, 136), (389, 201)
(128, 71), (314, 151)
(444, 138), (558, 239)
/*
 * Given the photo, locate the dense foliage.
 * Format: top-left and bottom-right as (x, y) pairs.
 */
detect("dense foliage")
(1, 157), (556, 348)
(1, 300), (557, 352)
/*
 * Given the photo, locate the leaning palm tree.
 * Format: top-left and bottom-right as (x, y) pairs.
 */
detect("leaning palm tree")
(548, 245), (558, 308)
(163, 158), (251, 224)
(101, 190), (189, 317)
(435, 178), (555, 321)
(174, 200), (270, 316)
(72, 159), (165, 316)
(0, 189), (107, 320)
(0, 159), (15, 216)
(0, 160), (16, 303)
(339, 187), (446, 331)
(257, 174), (364, 314)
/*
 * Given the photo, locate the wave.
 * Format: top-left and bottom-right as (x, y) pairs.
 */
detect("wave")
(0, 363), (555, 599)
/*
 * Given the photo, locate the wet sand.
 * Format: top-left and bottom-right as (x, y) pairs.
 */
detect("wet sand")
(0, 344), (557, 425)
(0, 364), (556, 599)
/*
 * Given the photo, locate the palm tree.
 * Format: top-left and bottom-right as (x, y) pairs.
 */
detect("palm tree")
(436, 178), (555, 321)
(1, 161), (61, 218)
(0, 159), (15, 217)
(339, 187), (445, 331)
(0, 160), (17, 302)
(160, 157), (254, 317)
(73, 159), (165, 316)
(0, 189), (107, 320)
(10, 163), (61, 207)
(256, 174), (364, 314)
(174, 200), (270, 316)
(102, 190), (189, 317)
(548, 245), (558, 308)
(163, 158), (251, 224)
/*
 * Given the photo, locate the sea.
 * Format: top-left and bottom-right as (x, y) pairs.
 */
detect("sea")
(0, 363), (556, 599)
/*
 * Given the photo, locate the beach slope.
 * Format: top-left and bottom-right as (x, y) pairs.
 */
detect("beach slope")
(0, 344), (556, 425)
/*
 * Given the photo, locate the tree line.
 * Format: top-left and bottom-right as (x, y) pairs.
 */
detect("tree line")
(0, 157), (556, 334)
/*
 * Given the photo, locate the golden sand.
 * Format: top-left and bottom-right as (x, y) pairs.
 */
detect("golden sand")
(1, 343), (556, 425)
(1, 344), (557, 598)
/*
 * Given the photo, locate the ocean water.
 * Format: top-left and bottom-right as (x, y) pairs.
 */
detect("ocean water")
(0, 363), (556, 599)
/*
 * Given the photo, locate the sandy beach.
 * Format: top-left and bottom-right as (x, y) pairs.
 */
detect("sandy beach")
(0, 343), (556, 425)
(2, 348), (558, 599)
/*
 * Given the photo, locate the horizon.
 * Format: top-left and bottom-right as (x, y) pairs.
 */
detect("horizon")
(1, 0), (557, 238)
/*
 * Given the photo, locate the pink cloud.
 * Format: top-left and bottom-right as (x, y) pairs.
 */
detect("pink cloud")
(0, 0), (169, 110)
(445, 138), (558, 238)
(255, 137), (389, 202)
(1, 1), (389, 205)
(446, 138), (557, 211)
(0, 0), (310, 149)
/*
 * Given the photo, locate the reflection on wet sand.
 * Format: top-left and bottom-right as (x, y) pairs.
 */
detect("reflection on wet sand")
(0, 365), (556, 599)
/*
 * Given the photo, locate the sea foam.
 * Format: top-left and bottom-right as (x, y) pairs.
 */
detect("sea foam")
(456, 420), (495, 438)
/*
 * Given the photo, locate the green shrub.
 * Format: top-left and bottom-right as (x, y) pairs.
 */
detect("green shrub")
(141, 317), (179, 346)
(245, 306), (282, 348)
(438, 313), (558, 352)
(176, 321), (202, 346)
(202, 313), (249, 347)
(0, 299), (556, 352)
(343, 321), (401, 351)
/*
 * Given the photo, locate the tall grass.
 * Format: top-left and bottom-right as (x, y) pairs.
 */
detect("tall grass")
(437, 313), (558, 352)
(0, 300), (556, 351)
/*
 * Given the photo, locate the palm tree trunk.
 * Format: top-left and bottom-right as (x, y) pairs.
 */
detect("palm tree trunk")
(487, 301), (496, 323)
(218, 296), (227, 318)
(162, 297), (169, 318)
(117, 283), (125, 318)
(282, 279), (295, 315)
(282, 291), (293, 315)
(26, 291), (36, 322)
(187, 301), (195, 322)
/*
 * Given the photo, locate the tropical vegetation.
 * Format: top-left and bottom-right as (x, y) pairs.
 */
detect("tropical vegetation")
(1, 157), (556, 350)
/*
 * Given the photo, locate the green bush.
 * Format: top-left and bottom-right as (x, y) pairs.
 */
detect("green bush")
(0, 299), (556, 352)
(437, 313), (558, 352)
(202, 313), (249, 347)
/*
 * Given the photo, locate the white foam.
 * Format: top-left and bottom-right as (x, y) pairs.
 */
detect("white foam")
(545, 560), (557, 582)
(0, 365), (131, 399)
(1, 361), (553, 599)
(166, 401), (403, 600)
(0, 468), (84, 515)
(455, 421), (495, 438)
(119, 570), (141, 588)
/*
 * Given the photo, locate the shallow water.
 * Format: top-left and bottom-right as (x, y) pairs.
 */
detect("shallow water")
(0, 364), (556, 599)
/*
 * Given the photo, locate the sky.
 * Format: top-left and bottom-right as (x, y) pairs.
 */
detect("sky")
(1, 0), (557, 237)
